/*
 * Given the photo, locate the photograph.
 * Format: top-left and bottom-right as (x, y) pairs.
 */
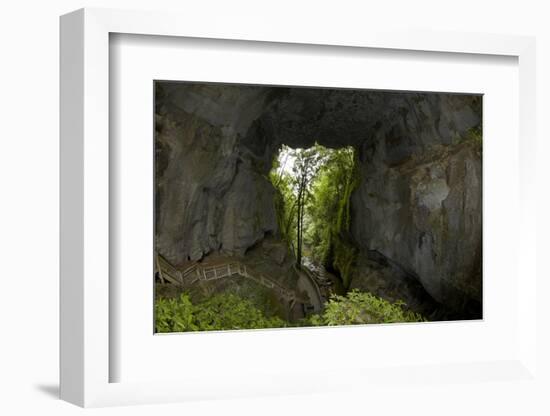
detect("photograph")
(153, 82), (483, 332)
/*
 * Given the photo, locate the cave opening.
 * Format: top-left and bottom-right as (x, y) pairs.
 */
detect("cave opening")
(269, 143), (357, 297)
(154, 82), (483, 332)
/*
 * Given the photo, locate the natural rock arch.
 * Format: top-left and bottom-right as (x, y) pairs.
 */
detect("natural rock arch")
(155, 82), (482, 317)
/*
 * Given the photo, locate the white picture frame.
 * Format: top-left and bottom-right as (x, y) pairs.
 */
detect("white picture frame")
(60, 7), (538, 407)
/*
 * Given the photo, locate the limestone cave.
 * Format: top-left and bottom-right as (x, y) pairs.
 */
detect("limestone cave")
(153, 81), (482, 332)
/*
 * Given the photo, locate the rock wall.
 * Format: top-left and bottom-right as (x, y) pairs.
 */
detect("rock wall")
(155, 82), (482, 317)
(155, 84), (277, 263)
(351, 141), (482, 316)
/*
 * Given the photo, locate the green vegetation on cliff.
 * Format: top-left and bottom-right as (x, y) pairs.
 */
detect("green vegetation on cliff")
(307, 146), (359, 288)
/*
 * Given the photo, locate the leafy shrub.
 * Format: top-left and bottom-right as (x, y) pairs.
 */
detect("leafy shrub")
(308, 290), (425, 326)
(155, 293), (287, 333)
(156, 290), (425, 333)
(155, 294), (197, 332)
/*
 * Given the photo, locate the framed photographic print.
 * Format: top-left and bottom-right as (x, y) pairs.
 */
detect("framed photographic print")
(60, 7), (538, 408)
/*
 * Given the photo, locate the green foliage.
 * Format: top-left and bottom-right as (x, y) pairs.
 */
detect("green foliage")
(306, 146), (359, 286)
(155, 293), (197, 332)
(156, 293), (288, 333)
(307, 290), (425, 326)
(270, 164), (297, 247)
(456, 126), (482, 152)
(156, 291), (424, 332)
(270, 143), (360, 285)
(465, 126), (482, 151)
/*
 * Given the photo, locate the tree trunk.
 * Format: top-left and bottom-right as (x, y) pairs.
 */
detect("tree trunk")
(296, 187), (302, 268)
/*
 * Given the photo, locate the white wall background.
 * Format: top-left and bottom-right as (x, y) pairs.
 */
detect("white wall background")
(0, 1), (548, 415)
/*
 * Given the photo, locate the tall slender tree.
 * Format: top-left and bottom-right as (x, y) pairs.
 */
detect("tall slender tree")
(290, 146), (326, 267)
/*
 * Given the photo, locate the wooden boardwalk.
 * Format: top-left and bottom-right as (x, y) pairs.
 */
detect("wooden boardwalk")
(155, 253), (312, 305)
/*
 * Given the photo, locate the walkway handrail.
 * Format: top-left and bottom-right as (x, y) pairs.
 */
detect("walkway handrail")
(296, 264), (324, 307)
(155, 253), (184, 285)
